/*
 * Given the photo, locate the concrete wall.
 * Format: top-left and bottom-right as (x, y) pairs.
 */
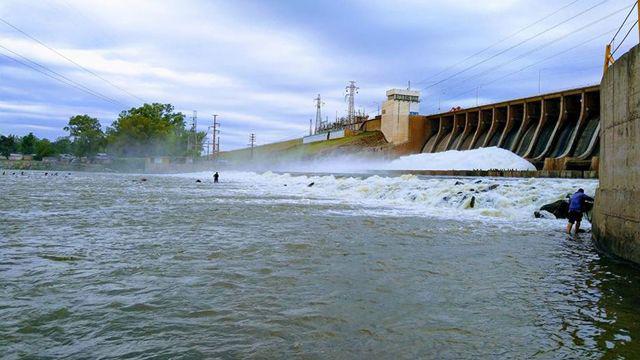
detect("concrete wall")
(303, 133), (329, 144)
(593, 44), (640, 264)
(360, 117), (381, 132)
(390, 115), (432, 155)
(381, 98), (412, 144)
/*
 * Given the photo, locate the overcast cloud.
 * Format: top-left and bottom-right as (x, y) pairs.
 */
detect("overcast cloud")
(0, 0), (636, 149)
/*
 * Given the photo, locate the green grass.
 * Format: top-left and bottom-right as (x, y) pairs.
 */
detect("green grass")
(220, 131), (387, 164)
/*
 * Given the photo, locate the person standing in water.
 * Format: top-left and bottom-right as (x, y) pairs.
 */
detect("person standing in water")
(213, 172), (219, 183)
(566, 188), (594, 235)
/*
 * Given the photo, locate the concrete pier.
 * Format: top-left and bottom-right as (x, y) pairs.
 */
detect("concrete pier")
(593, 44), (640, 264)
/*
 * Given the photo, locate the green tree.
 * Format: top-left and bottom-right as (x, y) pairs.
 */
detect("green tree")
(19, 132), (37, 155)
(52, 137), (72, 154)
(64, 115), (105, 157)
(106, 103), (204, 157)
(0, 134), (19, 159)
(34, 138), (56, 160)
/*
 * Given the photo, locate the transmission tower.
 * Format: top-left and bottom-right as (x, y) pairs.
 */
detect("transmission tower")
(249, 133), (256, 159)
(313, 94), (324, 133)
(345, 81), (359, 124)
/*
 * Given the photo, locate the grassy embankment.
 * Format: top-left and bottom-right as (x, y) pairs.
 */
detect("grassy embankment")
(0, 158), (146, 173)
(219, 131), (389, 165)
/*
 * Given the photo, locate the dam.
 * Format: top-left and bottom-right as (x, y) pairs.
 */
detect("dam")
(357, 85), (601, 173)
(417, 85), (601, 172)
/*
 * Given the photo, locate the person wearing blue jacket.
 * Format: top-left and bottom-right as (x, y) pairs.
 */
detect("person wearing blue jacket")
(566, 188), (594, 235)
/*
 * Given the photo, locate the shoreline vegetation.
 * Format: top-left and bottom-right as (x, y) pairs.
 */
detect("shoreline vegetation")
(1, 103), (206, 168)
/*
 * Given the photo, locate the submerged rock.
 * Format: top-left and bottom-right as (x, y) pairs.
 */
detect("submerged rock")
(539, 200), (569, 219)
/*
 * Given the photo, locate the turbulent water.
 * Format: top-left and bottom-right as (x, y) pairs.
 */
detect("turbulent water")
(1, 171), (640, 359)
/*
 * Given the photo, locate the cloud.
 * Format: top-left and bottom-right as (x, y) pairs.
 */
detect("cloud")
(0, 0), (636, 149)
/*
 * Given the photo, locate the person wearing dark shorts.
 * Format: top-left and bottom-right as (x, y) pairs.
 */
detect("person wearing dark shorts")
(566, 188), (594, 235)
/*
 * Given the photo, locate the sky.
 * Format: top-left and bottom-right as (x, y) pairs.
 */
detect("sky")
(0, 0), (637, 150)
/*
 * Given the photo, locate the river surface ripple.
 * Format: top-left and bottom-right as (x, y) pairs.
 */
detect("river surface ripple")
(1, 171), (639, 359)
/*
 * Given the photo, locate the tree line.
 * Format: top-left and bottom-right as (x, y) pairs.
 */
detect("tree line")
(0, 103), (206, 160)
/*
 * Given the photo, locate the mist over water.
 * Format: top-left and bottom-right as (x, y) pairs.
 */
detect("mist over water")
(248, 147), (537, 173)
(2, 171), (639, 358)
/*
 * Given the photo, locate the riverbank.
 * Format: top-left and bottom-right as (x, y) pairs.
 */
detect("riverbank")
(0, 158), (148, 173)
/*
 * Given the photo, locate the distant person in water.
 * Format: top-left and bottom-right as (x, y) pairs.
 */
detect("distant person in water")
(566, 188), (594, 235)
(213, 172), (219, 183)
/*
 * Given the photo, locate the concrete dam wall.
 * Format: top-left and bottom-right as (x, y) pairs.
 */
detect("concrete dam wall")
(419, 85), (601, 171)
(593, 44), (640, 264)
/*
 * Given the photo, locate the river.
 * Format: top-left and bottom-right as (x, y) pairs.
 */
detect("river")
(1, 171), (639, 358)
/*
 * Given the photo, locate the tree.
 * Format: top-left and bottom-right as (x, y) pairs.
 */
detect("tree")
(64, 115), (105, 157)
(106, 103), (204, 157)
(34, 139), (56, 160)
(19, 132), (37, 155)
(52, 137), (72, 154)
(0, 134), (18, 159)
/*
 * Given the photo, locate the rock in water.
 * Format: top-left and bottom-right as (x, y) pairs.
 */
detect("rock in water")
(539, 200), (569, 219)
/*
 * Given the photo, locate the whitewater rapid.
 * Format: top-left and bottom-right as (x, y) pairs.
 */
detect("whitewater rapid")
(176, 171), (598, 227)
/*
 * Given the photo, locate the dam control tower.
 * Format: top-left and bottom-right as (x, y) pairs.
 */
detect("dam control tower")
(380, 88), (421, 144)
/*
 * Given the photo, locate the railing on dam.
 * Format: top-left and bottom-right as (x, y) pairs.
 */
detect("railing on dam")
(420, 85), (601, 171)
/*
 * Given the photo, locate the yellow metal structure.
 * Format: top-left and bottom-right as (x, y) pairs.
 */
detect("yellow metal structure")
(603, 44), (614, 74)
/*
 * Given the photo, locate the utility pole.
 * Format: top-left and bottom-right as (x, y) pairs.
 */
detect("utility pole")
(538, 69), (542, 94)
(249, 133), (256, 159)
(345, 81), (359, 125)
(188, 110), (198, 156)
(209, 114), (220, 159)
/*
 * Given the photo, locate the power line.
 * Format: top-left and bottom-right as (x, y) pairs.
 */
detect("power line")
(421, 0), (609, 91)
(439, 4), (631, 94)
(609, 0), (637, 45)
(0, 16), (145, 103)
(445, 28), (614, 103)
(612, 19), (639, 55)
(0, 45), (120, 105)
(414, 0), (582, 87)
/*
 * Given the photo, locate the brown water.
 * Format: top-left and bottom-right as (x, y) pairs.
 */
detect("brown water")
(1, 171), (639, 359)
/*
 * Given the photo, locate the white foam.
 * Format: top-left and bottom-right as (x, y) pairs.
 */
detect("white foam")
(385, 147), (536, 171)
(171, 171), (597, 227)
